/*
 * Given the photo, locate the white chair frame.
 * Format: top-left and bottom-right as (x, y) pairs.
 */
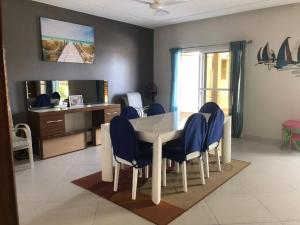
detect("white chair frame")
(162, 151), (205, 193)
(204, 141), (222, 179)
(126, 92), (149, 117)
(113, 157), (149, 200)
(12, 123), (34, 168)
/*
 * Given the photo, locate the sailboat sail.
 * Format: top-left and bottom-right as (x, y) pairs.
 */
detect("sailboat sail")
(297, 45), (300, 64)
(276, 37), (295, 69)
(257, 47), (263, 64)
(262, 43), (272, 62)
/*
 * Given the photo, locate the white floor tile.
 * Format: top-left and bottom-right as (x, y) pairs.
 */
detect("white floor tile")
(13, 138), (300, 225)
(254, 192), (300, 221)
(170, 201), (218, 225)
(205, 194), (278, 224)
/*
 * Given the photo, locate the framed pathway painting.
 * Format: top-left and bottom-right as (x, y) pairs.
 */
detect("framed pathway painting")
(40, 17), (95, 64)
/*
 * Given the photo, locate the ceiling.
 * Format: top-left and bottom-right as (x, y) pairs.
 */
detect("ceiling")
(33, 0), (300, 28)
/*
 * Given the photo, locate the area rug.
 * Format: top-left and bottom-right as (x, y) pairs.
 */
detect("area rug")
(72, 158), (250, 225)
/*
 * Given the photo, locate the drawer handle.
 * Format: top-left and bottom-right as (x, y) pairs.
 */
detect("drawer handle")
(47, 119), (63, 124)
(106, 112), (118, 115)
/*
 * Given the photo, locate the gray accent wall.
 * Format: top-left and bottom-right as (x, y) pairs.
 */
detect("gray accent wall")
(3, 0), (153, 121)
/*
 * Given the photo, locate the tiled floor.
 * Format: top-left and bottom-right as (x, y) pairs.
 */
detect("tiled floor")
(15, 138), (300, 225)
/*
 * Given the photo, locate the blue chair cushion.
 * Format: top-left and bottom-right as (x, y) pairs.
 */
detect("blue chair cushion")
(162, 113), (207, 164)
(121, 106), (139, 119)
(147, 103), (166, 116)
(110, 116), (152, 168)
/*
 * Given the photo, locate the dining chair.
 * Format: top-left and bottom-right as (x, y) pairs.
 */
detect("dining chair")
(121, 106), (140, 119)
(147, 103), (166, 116)
(8, 106), (34, 168)
(34, 94), (51, 107)
(110, 116), (152, 200)
(126, 92), (149, 117)
(201, 105), (224, 178)
(162, 113), (207, 192)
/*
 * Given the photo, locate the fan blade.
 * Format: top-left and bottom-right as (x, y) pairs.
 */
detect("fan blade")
(132, 0), (152, 5)
(154, 8), (170, 16)
(163, 0), (189, 6)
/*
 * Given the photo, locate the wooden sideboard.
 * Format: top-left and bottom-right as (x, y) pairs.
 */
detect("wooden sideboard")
(29, 103), (120, 159)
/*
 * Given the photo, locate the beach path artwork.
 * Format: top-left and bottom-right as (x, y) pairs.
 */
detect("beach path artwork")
(40, 17), (95, 64)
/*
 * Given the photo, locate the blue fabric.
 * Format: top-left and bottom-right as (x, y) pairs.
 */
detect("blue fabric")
(163, 113), (207, 163)
(170, 48), (182, 112)
(51, 92), (61, 100)
(121, 106), (139, 119)
(110, 116), (152, 168)
(34, 94), (51, 107)
(199, 102), (220, 115)
(147, 103), (166, 116)
(204, 108), (225, 150)
(230, 41), (246, 138)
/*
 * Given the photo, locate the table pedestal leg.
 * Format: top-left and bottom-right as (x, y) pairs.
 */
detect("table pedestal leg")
(152, 136), (162, 205)
(101, 126), (113, 182)
(222, 117), (232, 163)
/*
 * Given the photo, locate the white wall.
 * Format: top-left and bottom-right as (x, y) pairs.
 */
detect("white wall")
(154, 3), (300, 140)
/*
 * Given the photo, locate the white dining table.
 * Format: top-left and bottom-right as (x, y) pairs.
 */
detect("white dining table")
(100, 112), (232, 205)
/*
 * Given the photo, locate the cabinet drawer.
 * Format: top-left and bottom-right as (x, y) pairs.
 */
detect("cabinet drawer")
(40, 114), (65, 138)
(104, 107), (120, 123)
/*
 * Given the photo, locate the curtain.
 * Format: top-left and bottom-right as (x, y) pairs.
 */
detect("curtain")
(230, 41), (246, 138)
(169, 48), (182, 112)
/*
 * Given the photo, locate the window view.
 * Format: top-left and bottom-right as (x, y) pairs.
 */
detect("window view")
(178, 49), (231, 120)
(204, 52), (230, 115)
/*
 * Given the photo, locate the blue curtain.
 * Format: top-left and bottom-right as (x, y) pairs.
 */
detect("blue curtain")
(169, 48), (182, 112)
(230, 41), (246, 138)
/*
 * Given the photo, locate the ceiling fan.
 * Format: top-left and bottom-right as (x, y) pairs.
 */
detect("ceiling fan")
(133, 0), (188, 16)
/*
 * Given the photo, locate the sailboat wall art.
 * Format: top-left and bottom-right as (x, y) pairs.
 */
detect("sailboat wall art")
(257, 37), (300, 75)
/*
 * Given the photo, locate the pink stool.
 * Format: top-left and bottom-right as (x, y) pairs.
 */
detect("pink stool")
(282, 120), (300, 150)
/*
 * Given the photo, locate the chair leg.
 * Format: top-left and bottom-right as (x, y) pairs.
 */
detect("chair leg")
(132, 168), (139, 200)
(204, 151), (210, 178)
(167, 159), (172, 167)
(139, 168), (143, 178)
(113, 163), (120, 192)
(120, 163), (125, 170)
(176, 162), (180, 173)
(145, 165), (149, 179)
(215, 148), (222, 172)
(162, 158), (167, 187)
(199, 157), (205, 185)
(28, 145), (34, 169)
(181, 161), (187, 192)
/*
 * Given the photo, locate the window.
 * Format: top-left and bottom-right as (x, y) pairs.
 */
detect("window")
(178, 46), (231, 119)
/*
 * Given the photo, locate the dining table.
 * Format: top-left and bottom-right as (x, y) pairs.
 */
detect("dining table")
(100, 112), (232, 205)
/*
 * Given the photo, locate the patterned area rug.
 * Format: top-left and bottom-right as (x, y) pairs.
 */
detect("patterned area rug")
(72, 158), (250, 225)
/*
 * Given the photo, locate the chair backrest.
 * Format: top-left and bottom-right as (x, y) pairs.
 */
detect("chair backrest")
(199, 102), (220, 114)
(34, 94), (51, 107)
(110, 116), (138, 164)
(126, 92), (143, 108)
(51, 92), (61, 100)
(121, 106), (140, 119)
(205, 108), (225, 149)
(182, 113), (207, 155)
(147, 103), (165, 116)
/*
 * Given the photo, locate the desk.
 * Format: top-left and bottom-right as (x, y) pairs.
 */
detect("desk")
(29, 103), (120, 159)
(100, 112), (232, 205)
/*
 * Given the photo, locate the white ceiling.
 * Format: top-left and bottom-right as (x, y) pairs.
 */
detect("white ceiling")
(33, 0), (300, 28)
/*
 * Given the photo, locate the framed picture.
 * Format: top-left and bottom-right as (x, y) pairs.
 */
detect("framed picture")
(69, 95), (83, 107)
(40, 17), (95, 64)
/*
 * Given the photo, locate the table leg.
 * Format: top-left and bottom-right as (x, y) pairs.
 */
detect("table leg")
(222, 116), (232, 163)
(152, 135), (162, 205)
(101, 125), (114, 182)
